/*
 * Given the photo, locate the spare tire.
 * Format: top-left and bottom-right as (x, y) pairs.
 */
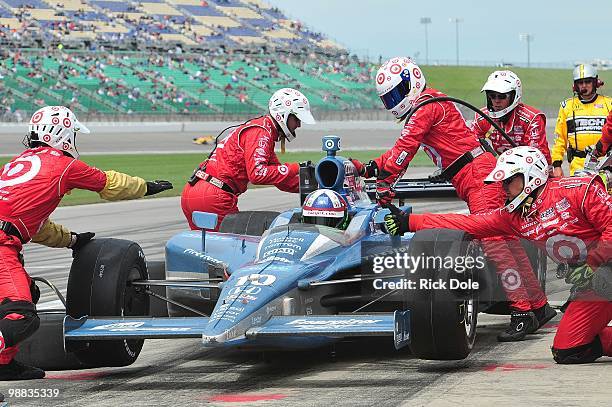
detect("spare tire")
(404, 229), (481, 360)
(218, 211), (280, 236)
(66, 238), (149, 367)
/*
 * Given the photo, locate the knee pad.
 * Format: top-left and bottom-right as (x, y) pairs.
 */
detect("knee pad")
(0, 298), (40, 347)
(552, 336), (603, 364)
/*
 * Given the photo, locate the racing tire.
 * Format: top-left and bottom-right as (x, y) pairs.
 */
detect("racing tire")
(404, 229), (480, 360)
(66, 238), (149, 367)
(15, 311), (89, 371)
(147, 260), (168, 317)
(218, 211), (280, 236)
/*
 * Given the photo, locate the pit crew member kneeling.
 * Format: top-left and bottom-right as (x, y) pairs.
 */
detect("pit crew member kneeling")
(384, 146), (611, 364)
(0, 106), (172, 381)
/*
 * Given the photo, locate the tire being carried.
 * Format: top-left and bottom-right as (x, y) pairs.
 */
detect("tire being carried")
(405, 229), (482, 360)
(66, 238), (149, 367)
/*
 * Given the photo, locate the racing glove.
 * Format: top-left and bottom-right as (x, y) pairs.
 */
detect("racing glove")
(68, 232), (95, 252)
(375, 168), (397, 206)
(349, 158), (379, 178)
(593, 140), (605, 157)
(145, 180), (173, 196)
(383, 204), (410, 236)
(564, 264), (594, 289)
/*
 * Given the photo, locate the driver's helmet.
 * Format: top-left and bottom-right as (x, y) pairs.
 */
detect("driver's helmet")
(268, 88), (316, 141)
(375, 57), (425, 119)
(302, 189), (350, 230)
(484, 146), (549, 213)
(27, 106), (90, 159)
(481, 70), (522, 119)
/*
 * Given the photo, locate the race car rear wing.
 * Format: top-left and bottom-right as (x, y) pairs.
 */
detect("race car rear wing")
(364, 179), (457, 199)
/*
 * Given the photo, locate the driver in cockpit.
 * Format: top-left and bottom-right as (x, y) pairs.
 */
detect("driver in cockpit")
(301, 189), (350, 230)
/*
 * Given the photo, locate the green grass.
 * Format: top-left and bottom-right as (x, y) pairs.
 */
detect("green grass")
(1, 150), (433, 206)
(424, 65), (612, 112)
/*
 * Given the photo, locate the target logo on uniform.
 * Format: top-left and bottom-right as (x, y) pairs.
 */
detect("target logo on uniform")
(493, 170), (505, 181)
(390, 64), (402, 74)
(0, 156), (42, 190)
(278, 164), (288, 175)
(376, 73), (386, 85)
(63, 118), (72, 128)
(412, 68), (421, 79)
(31, 112), (43, 124)
(545, 235), (587, 264)
(43, 134), (51, 142)
(51, 117), (60, 125)
(501, 269), (521, 291)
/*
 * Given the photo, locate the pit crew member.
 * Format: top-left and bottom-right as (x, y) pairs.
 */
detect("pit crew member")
(351, 57), (552, 341)
(384, 146), (611, 364)
(181, 88), (316, 231)
(0, 106), (173, 380)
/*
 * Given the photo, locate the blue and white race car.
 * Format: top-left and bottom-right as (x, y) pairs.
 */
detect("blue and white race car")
(18, 136), (546, 371)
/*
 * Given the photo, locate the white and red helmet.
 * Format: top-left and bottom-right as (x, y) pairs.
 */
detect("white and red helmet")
(28, 106), (90, 159)
(481, 70), (522, 119)
(268, 88), (316, 141)
(375, 57), (425, 118)
(485, 146), (549, 213)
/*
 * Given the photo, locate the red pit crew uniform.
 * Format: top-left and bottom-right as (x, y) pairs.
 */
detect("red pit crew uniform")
(373, 87), (546, 311)
(471, 103), (551, 163)
(0, 147), (147, 365)
(600, 110), (612, 154)
(409, 176), (612, 362)
(181, 115), (299, 230)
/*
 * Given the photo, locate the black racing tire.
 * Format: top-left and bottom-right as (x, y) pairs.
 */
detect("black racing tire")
(15, 312), (89, 371)
(147, 260), (168, 317)
(66, 238), (149, 367)
(218, 211), (280, 236)
(405, 229), (480, 360)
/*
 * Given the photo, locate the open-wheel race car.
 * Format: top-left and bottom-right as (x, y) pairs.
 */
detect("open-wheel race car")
(17, 135), (547, 372)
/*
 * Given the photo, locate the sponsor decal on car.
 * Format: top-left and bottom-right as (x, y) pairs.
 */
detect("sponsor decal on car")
(285, 318), (383, 330)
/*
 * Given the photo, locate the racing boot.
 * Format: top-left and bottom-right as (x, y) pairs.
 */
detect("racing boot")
(497, 311), (538, 342)
(0, 359), (45, 380)
(530, 303), (557, 333)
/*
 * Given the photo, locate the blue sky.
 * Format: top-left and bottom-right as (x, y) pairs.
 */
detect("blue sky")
(266, 0), (611, 66)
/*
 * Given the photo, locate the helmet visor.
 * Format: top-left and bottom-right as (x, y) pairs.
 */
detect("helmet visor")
(380, 80), (411, 110)
(303, 215), (344, 229)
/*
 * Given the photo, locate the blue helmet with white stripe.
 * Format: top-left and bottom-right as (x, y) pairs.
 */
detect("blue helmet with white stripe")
(302, 189), (350, 230)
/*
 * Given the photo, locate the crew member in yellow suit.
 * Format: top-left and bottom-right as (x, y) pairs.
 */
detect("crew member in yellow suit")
(551, 64), (612, 176)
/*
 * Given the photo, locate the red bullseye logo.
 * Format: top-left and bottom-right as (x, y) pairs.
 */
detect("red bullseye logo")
(51, 117), (60, 125)
(526, 156), (533, 164)
(493, 170), (505, 181)
(415, 82), (421, 89)
(376, 73), (386, 85)
(285, 100), (291, 106)
(501, 269), (521, 291)
(51, 106), (60, 111)
(63, 118), (72, 128)
(31, 112), (43, 124)
(62, 142), (70, 150)
(534, 178), (542, 186)
(412, 68), (421, 79)
(276, 114), (281, 121)
(389, 64), (402, 74)
(546, 235), (587, 263)
(43, 134), (51, 142)
(525, 187), (532, 194)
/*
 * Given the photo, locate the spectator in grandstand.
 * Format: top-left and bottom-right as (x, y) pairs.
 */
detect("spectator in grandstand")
(472, 70), (551, 163)
(351, 57), (554, 341)
(552, 64), (612, 176)
(384, 146), (611, 364)
(181, 88), (316, 230)
(0, 106), (173, 380)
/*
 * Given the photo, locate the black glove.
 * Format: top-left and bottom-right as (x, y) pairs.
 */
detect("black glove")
(68, 232), (95, 251)
(383, 204), (410, 236)
(145, 180), (173, 196)
(594, 140), (605, 157)
(375, 168), (397, 206)
(30, 280), (40, 305)
(349, 158), (379, 178)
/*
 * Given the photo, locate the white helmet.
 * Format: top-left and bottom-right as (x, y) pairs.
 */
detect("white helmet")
(27, 106), (90, 159)
(375, 57), (425, 118)
(573, 64), (597, 81)
(268, 88), (316, 141)
(484, 146), (549, 213)
(481, 70), (522, 119)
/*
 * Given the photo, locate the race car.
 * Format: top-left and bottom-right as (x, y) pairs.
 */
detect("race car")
(17, 135), (545, 371)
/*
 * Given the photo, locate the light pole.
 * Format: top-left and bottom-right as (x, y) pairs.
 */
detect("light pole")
(420, 17), (431, 65)
(519, 33), (534, 67)
(449, 17), (463, 66)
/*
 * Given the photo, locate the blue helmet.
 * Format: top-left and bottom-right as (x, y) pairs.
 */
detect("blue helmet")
(302, 189), (350, 230)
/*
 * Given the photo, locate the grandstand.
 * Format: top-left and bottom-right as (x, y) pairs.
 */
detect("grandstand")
(0, 0), (380, 120)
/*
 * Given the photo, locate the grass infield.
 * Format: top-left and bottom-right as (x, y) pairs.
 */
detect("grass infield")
(1, 150), (433, 206)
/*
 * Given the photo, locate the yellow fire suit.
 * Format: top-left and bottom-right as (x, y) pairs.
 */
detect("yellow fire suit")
(551, 94), (612, 174)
